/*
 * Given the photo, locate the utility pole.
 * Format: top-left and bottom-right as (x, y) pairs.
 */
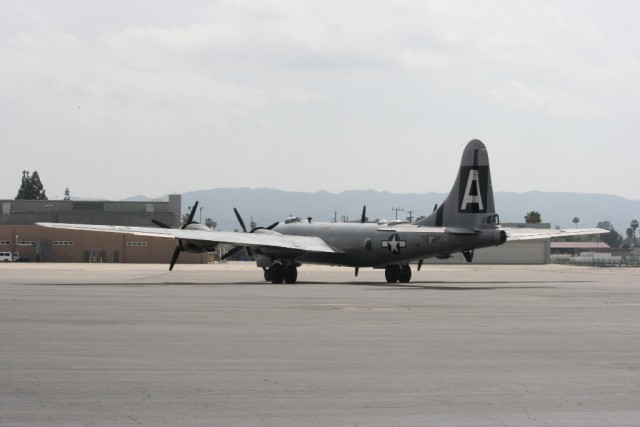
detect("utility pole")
(407, 210), (414, 222)
(392, 207), (404, 220)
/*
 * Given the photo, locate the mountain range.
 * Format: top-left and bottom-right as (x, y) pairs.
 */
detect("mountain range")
(124, 188), (639, 233)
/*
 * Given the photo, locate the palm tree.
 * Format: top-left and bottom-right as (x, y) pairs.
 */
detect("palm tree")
(524, 211), (542, 223)
(572, 217), (580, 228)
(631, 219), (639, 244)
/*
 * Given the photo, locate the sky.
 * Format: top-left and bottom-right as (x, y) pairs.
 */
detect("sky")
(1, 0), (639, 201)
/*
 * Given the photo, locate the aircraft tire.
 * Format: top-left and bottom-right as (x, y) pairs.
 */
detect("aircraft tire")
(284, 266), (298, 284)
(399, 264), (412, 283)
(270, 263), (285, 284)
(264, 268), (272, 282)
(385, 265), (401, 283)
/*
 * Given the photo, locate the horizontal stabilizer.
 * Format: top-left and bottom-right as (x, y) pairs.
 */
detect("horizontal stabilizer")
(504, 227), (609, 241)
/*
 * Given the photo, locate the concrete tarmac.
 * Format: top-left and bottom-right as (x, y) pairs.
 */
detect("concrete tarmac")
(1, 263), (639, 426)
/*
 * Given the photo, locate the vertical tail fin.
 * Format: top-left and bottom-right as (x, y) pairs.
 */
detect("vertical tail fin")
(415, 139), (497, 228)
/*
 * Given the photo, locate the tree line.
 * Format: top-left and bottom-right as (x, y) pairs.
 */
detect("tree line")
(525, 210), (637, 248)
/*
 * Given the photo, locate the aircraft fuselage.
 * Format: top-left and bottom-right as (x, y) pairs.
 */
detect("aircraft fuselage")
(266, 222), (506, 268)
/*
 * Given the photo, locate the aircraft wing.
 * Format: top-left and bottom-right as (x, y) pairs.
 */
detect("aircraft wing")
(36, 223), (338, 254)
(379, 224), (609, 241)
(502, 227), (609, 241)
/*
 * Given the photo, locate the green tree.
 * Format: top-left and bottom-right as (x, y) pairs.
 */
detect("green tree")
(15, 170), (48, 200)
(572, 217), (580, 228)
(205, 218), (217, 229)
(631, 219), (639, 240)
(524, 211), (541, 223)
(29, 171), (47, 200)
(597, 221), (622, 248)
(16, 171), (30, 200)
(622, 227), (637, 247)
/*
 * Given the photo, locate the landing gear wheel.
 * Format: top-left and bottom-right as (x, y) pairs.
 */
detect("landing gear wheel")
(385, 265), (401, 283)
(399, 264), (412, 283)
(284, 266), (298, 284)
(270, 263), (284, 284)
(263, 268), (272, 282)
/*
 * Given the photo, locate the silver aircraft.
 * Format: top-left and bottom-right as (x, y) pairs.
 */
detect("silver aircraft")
(39, 139), (607, 283)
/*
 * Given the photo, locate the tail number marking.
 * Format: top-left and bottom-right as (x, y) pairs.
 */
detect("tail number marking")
(458, 166), (489, 213)
(461, 169), (483, 211)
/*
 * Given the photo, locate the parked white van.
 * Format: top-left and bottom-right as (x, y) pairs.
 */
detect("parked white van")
(0, 252), (14, 262)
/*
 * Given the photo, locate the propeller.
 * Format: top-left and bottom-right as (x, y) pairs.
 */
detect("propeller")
(152, 201), (199, 271)
(221, 208), (278, 260)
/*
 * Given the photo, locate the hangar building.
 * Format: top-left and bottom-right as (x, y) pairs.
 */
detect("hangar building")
(0, 195), (205, 264)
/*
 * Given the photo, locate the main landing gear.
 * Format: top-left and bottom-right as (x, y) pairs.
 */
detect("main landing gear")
(263, 262), (298, 284)
(384, 264), (412, 283)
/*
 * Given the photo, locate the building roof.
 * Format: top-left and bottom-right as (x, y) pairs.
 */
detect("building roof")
(550, 241), (611, 249)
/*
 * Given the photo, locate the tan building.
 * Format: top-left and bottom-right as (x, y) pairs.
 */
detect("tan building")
(0, 195), (206, 265)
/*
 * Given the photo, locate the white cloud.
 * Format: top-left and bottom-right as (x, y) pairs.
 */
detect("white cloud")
(277, 87), (326, 103)
(491, 80), (602, 118)
(1, 0), (639, 199)
(0, 31), (269, 129)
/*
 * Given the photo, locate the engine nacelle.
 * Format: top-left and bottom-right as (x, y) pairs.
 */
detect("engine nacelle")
(179, 222), (219, 253)
(178, 239), (218, 254)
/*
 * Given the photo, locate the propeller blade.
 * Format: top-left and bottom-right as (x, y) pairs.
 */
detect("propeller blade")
(152, 219), (172, 229)
(244, 247), (254, 259)
(355, 267), (359, 277)
(250, 222), (280, 233)
(417, 260), (423, 271)
(361, 206), (367, 224)
(169, 246), (181, 271)
(221, 245), (244, 260)
(187, 201), (199, 224)
(233, 208), (248, 233)
(433, 204), (438, 212)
